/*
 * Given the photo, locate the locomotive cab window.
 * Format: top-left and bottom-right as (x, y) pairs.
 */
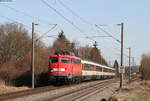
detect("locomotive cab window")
(50, 57), (58, 63)
(61, 57), (70, 63)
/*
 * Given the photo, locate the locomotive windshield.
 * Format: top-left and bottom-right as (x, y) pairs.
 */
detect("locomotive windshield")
(61, 57), (70, 63)
(50, 57), (58, 63)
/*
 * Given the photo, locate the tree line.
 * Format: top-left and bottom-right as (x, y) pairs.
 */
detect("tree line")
(0, 23), (111, 87)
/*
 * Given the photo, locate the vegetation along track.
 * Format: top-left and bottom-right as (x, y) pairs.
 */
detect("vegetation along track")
(44, 79), (117, 101)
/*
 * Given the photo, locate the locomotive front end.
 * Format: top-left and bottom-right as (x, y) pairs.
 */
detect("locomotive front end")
(49, 55), (73, 83)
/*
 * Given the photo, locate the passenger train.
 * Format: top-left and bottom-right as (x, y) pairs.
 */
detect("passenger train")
(49, 53), (115, 84)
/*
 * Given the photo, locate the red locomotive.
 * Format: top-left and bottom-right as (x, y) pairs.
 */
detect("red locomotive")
(49, 52), (115, 84)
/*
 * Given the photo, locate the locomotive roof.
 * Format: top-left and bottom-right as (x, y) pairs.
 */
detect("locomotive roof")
(50, 55), (81, 59)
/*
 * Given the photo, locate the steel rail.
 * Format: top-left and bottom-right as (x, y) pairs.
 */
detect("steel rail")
(44, 79), (116, 101)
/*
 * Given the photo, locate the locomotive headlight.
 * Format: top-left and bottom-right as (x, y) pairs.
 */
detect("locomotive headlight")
(52, 68), (58, 71)
(60, 68), (66, 71)
(51, 68), (66, 72)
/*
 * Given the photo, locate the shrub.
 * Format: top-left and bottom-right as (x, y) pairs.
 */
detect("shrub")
(140, 54), (150, 80)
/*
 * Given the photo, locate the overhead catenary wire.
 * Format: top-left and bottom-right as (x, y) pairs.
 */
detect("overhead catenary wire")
(2, 4), (56, 26)
(88, 37), (129, 64)
(0, 15), (32, 30)
(1, 1), (132, 66)
(45, 0), (131, 66)
(1, 4), (60, 41)
(95, 24), (121, 43)
(40, 0), (84, 34)
(85, 35), (112, 39)
(57, 0), (90, 25)
(0, 15), (47, 35)
(84, 37), (123, 58)
(57, 0), (105, 36)
(57, 0), (121, 44)
(3, 0), (123, 46)
(36, 24), (57, 41)
(43, 0), (121, 46)
(0, 16), (58, 39)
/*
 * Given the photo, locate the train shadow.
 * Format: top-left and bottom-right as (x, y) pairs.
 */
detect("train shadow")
(14, 71), (54, 88)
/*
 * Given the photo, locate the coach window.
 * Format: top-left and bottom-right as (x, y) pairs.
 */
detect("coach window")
(90, 64), (94, 71)
(61, 57), (70, 63)
(96, 66), (102, 71)
(83, 64), (89, 70)
(100, 66), (102, 71)
(84, 64), (93, 71)
(103, 68), (106, 72)
(83, 64), (88, 70)
(96, 66), (99, 71)
(105, 68), (108, 72)
(50, 57), (58, 63)
(86, 64), (90, 70)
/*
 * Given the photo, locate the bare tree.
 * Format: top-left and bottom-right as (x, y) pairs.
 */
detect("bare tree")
(140, 54), (150, 80)
(0, 23), (31, 66)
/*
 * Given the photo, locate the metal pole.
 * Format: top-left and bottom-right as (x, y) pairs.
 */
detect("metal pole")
(128, 48), (131, 83)
(120, 22), (124, 88)
(32, 22), (35, 88)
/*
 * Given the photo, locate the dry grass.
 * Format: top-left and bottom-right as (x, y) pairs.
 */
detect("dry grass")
(112, 80), (150, 101)
(0, 81), (29, 95)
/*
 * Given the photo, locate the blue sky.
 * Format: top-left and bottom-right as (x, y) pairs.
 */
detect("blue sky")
(0, 0), (150, 66)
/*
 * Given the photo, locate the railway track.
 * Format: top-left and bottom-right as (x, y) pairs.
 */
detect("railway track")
(0, 85), (63, 101)
(0, 79), (117, 101)
(44, 79), (117, 101)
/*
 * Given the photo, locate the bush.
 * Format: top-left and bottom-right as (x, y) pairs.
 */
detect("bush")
(140, 54), (150, 80)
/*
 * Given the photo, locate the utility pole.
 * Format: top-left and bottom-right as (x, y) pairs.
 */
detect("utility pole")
(128, 48), (131, 83)
(31, 22), (35, 89)
(120, 22), (124, 89)
(31, 22), (38, 88)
